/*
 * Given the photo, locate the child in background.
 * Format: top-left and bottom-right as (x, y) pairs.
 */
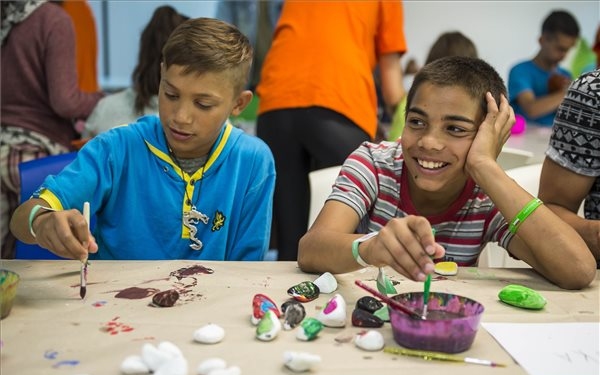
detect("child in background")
(508, 10), (580, 127)
(388, 31), (478, 140)
(84, 6), (189, 138)
(298, 56), (596, 290)
(10, 18), (276, 262)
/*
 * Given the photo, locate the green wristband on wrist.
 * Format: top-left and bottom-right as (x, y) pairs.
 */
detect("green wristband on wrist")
(509, 198), (543, 234)
(352, 232), (379, 267)
(28, 204), (57, 238)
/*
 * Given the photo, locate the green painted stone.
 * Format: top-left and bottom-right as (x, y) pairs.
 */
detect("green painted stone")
(498, 284), (547, 310)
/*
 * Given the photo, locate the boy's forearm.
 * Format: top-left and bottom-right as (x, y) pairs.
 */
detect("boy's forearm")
(545, 202), (600, 261)
(9, 199), (47, 244)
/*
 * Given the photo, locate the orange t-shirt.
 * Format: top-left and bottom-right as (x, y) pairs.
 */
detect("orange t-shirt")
(61, 0), (99, 93)
(256, 1), (406, 139)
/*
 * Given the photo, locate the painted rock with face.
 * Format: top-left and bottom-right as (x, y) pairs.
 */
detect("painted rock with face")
(295, 317), (323, 341)
(316, 293), (347, 327)
(498, 284), (546, 310)
(287, 281), (320, 302)
(251, 293), (281, 325)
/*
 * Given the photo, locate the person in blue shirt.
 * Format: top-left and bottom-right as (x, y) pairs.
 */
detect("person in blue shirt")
(508, 10), (580, 127)
(10, 18), (276, 261)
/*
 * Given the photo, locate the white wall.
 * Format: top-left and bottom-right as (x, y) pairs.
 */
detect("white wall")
(401, 1), (599, 83)
(90, 1), (599, 90)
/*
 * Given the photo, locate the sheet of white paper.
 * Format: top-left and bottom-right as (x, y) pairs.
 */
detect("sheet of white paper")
(483, 322), (599, 375)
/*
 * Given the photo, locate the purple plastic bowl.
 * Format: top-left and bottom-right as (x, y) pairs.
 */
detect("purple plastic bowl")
(389, 292), (484, 353)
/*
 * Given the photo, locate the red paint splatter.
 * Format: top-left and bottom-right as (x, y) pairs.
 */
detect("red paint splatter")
(101, 316), (134, 335)
(170, 264), (214, 280)
(92, 301), (107, 307)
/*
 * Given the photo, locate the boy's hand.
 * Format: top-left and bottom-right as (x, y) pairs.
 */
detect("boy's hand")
(466, 93), (515, 174)
(362, 216), (445, 281)
(32, 209), (98, 261)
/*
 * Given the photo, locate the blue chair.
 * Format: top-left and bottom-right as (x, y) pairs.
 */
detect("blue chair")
(15, 152), (78, 259)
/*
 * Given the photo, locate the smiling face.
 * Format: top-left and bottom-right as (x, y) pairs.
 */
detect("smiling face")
(159, 64), (251, 159)
(401, 82), (483, 207)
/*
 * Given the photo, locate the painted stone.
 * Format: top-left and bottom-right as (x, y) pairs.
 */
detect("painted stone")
(354, 330), (385, 351)
(351, 308), (384, 328)
(281, 299), (306, 330)
(498, 284), (547, 310)
(313, 272), (338, 294)
(373, 306), (390, 322)
(355, 296), (383, 313)
(316, 293), (347, 327)
(251, 293), (281, 325)
(287, 281), (320, 302)
(197, 357), (227, 375)
(152, 289), (180, 307)
(434, 261), (458, 276)
(295, 317), (323, 341)
(256, 309), (282, 341)
(193, 323), (225, 344)
(283, 351), (321, 372)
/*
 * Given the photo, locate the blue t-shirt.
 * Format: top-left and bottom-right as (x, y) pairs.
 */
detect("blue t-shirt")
(35, 116), (275, 261)
(508, 60), (571, 126)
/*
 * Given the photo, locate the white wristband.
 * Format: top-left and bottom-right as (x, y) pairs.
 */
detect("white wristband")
(352, 232), (379, 267)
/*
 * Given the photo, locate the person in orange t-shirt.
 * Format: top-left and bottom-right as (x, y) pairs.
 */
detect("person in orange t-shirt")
(60, 0), (99, 93)
(256, 1), (407, 261)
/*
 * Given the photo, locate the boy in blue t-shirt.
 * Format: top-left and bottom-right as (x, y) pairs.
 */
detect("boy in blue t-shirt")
(10, 18), (275, 261)
(508, 10), (580, 126)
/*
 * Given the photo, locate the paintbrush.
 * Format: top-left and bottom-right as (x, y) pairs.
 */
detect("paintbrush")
(384, 347), (507, 367)
(80, 202), (90, 299)
(422, 228), (436, 319)
(355, 280), (423, 320)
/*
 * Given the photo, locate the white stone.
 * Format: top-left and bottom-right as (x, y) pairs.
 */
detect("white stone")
(209, 366), (242, 375)
(120, 355), (150, 374)
(283, 351), (321, 372)
(197, 358), (227, 375)
(313, 272), (338, 294)
(157, 341), (184, 358)
(141, 343), (175, 372)
(354, 330), (385, 351)
(154, 357), (188, 375)
(193, 323), (226, 344)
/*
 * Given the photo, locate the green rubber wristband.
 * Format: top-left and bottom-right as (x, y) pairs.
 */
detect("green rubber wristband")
(28, 204), (57, 238)
(352, 232), (379, 267)
(509, 198), (543, 234)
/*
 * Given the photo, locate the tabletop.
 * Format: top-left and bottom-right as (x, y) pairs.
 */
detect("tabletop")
(0, 260), (598, 375)
(505, 125), (553, 165)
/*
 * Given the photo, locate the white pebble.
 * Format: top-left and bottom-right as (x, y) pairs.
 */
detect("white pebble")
(283, 351), (321, 372)
(197, 358), (227, 375)
(354, 330), (384, 351)
(193, 323), (226, 344)
(154, 356), (188, 375)
(120, 355), (150, 374)
(209, 366), (241, 375)
(141, 341), (182, 371)
(313, 272), (338, 294)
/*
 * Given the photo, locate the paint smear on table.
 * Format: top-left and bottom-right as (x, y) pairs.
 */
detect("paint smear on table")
(114, 287), (159, 299)
(101, 316), (134, 335)
(170, 264), (214, 279)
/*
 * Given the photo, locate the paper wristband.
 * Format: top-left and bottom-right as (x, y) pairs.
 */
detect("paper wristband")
(509, 198), (543, 234)
(28, 205), (58, 238)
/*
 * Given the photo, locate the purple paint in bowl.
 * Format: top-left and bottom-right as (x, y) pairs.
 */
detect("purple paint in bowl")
(389, 292), (484, 353)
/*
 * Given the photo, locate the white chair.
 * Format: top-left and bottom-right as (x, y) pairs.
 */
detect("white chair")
(497, 146), (533, 170)
(479, 163), (545, 268)
(308, 165), (342, 228)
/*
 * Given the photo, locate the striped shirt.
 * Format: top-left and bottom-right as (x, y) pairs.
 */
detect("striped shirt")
(329, 141), (514, 266)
